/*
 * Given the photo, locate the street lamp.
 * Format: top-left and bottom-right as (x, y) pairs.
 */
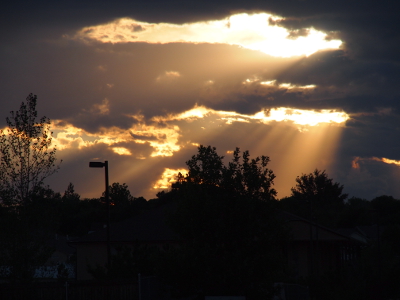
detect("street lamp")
(89, 161), (111, 270)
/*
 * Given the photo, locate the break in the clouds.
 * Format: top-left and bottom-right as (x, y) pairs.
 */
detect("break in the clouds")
(72, 13), (342, 57)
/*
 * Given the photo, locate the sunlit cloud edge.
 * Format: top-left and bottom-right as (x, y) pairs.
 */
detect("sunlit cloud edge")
(352, 156), (400, 168)
(71, 12), (342, 58)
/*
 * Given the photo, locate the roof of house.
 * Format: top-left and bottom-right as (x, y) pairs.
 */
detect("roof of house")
(71, 202), (178, 244)
(278, 210), (366, 244)
(356, 224), (385, 241)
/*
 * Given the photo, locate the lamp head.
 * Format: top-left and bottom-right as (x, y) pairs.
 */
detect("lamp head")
(89, 162), (105, 168)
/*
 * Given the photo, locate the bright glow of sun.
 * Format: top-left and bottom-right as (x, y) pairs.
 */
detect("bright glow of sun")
(156, 105), (349, 128)
(256, 108), (349, 126)
(73, 13), (342, 57)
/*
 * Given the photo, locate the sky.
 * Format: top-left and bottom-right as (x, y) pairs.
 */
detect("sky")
(1, 0), (400, 200)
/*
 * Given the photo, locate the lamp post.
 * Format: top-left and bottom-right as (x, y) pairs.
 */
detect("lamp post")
(89, 161), (111, 270)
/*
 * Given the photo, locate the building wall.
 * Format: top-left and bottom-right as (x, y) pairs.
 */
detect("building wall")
(286, 220), (360, 279)
(76, 243), (107, 280)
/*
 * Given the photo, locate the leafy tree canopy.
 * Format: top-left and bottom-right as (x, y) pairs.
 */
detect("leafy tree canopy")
(288, 169), (348, 227)
(62, 182), (80, 202)
(104, 182), (134, 205)
(183, 145), (277, 201)
(0, 94), (60, 205)
(291, 169), (347, 205)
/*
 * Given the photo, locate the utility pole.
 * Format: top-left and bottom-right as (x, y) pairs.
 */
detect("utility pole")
(89, 161), (111, 270)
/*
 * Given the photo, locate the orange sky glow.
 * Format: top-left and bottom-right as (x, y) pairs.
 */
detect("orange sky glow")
(2, 9), (351, 200)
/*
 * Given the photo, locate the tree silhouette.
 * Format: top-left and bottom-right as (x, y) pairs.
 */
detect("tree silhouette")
(184, 145), (277, 201)
(102, 182), (134, 206)
(185, 145), (224, 186)
(290, 169), (347, 226)
(224, 147), (276, 201)
(0, 94), (60, 205)
(62, 182), (80, 202)
(291, 169), (347, 203)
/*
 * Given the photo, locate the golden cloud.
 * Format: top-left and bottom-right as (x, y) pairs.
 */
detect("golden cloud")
(85, 98), (110, 115)
(73, 13), (342, 58)
(242, 77), (317, 94)
(52, 118), (181, 157)
(382, 158), (400, 166)
(112, 147), (132, 155)
(352, 156), (400, 169)
(154, 104), (349, 127)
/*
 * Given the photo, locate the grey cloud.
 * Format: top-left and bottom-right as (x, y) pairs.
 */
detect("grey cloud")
(130, 132), (158, 141)
(132, 25), (145, 32)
